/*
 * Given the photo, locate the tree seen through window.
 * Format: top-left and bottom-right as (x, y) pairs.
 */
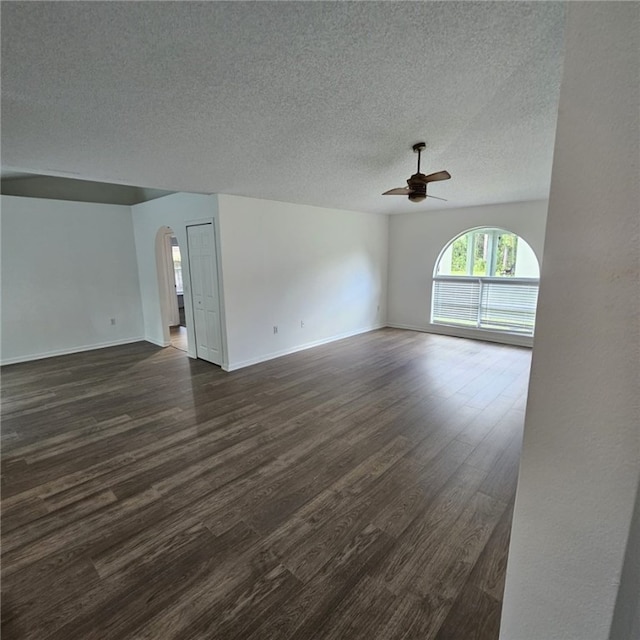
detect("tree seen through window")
(443, 229), (521, 277)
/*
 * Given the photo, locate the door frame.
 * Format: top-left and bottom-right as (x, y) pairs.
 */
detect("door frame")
(186, 222), (223, 365)
(184, 216), (228, 368)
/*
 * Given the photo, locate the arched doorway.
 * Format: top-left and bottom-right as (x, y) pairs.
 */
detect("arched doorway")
(432, 227), (541, 336)
(155, 226), (188, 352)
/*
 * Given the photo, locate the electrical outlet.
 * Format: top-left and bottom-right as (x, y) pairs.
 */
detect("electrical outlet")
(273, 325), (278, 334)
(300, 320), (305, 328)
(110, 318), (116, 325)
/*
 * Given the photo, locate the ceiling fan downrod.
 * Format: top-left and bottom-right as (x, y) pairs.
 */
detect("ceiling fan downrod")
(413, 142), (426, 175)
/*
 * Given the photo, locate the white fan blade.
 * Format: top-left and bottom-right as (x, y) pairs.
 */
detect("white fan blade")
(382, 187), (410, 196)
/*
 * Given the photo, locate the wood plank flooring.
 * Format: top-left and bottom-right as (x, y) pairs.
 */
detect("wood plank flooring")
(169, 326), (188, 352)
(1, 328), (531, 640)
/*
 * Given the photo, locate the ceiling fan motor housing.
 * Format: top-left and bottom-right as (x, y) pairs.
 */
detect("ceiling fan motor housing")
(407, 175), (428, 202)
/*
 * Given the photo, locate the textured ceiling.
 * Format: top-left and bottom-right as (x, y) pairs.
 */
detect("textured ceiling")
(1, 1), (565, 214)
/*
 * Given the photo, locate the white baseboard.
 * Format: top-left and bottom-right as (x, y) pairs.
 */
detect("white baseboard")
(386, 322), (533, 348)
(385, 322), (430, 333)
(224, 324), (386, 371)
(0, 336), (146, 366)
(145, 336), (171, 348)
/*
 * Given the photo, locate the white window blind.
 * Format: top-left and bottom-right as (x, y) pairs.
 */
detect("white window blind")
(432, 276), (539, 336)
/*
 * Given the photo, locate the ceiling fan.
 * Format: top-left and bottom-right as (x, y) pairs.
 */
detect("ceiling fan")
(382, 142), (451, 203)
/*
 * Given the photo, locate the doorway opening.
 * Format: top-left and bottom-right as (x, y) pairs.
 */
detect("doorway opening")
(155, 226), (189, 353)
(170, 235), (185, 327)
(169, 235), (188, 352)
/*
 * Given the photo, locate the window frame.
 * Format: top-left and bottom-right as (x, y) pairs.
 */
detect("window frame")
(431, 227), (540, 337)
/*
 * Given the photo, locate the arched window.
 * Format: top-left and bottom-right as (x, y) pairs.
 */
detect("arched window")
(432, 228), (540, 336)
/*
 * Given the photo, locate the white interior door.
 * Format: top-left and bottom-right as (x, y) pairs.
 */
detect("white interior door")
(187, 223), (222, 365)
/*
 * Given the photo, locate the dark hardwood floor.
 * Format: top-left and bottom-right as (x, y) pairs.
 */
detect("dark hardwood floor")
(1, 328), (531, 639)
(169, 325), (188, 352)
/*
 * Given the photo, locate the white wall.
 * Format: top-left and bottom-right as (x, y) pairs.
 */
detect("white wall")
(2, 191), (387, 372)
(0, 195), (143, 364)
(500, 3), (639, 639)
(131, 192), (220, 359)
(387, 200), (548, 345)
(217, 194), (388, 370)
(610, 483), (640, 640)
